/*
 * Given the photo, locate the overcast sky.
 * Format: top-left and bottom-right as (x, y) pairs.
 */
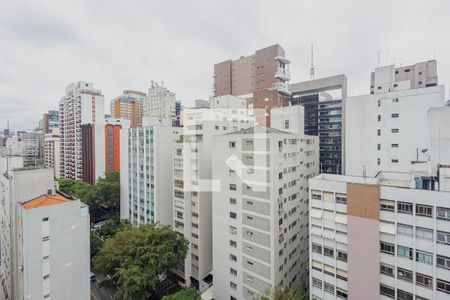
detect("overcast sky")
(1, 0), (449, 131)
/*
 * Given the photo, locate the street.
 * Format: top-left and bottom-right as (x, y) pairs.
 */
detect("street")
(90, 273), (116, 300)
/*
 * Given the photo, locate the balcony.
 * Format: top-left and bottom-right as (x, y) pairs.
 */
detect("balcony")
(272, 82), (291, 95)
(275, 67), (291, 80)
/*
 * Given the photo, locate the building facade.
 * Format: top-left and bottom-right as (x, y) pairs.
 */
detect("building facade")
(120, 118), (180, 226)
(290, 75), (347, 174)
(44, 128), (60, 179)
(0, 158), (90, 300)
(42, 110), (59, 134)
(59, 81), (105, 180)
(172, 96), (255, 292)
(309, 168), (450, 300)
(213, 44), (291, 126)
(110, 90), (146, 128)
(212, 127), (319, 300)
(143, 82), (177, 124)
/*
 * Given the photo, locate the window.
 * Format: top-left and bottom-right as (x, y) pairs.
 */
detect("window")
(437, 279), (450, 294)
(336, 289), (348, 299)
(229, 141), (236, 148)
(437, 254), (450, 270)
(378, 100), (381, 107)
(312, 243), (322, 254)
(392, 98), (399, 103)
(285, 120), (289, 129)
(391, 159), (399, 163)
(437, 231), (450, 244)
(312, 277), (322, 288)
(229, 212), (237, 219)
(380, 199), (394, 211)
(397, 224), (413, 236)
(392, 113), (399, 118)
(416, 227), (433, 241)
(437, 207), (450, 220)
(397, 268), (413, 282)
(397, 202), (413, 214)
(230, 240), (237, 248)
(397, 246), (413, 260)
(230, 268), (237, 276)
(336, 194), (347, 204)
(380, 263), (394, 277)
(230, 282), (237, 289)
(336, 269), (347, 281)
(229, 184), (236, 191)
(380, 284), (395, 298)
(397, 289), (413, 300)
(416, 273), (433, 289)
(378, 115), (381, 121)
(337, 250), (347, 262)
(230, 254), (237, 262)
(377, 158), (381, 165)
(323, 246), (334, 258)
(391, 128), (399, 133)
(380, 242), (395, 255)
(416, 250), (433, 265)
(323, 264), (334, 276)
(229, 198), (237, 205)
(391, 144), (399, 148)
(377, 144), (381, 150)
(416, 204), (433, 217)
(377, 129), (381, 136)
(324, 282), (334, 294)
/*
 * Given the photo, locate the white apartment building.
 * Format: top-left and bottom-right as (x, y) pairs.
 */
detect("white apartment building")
(44, 128), (60, 179)
(212, 126), (318, 300)
(143, 82), (177, 123)
(120, 118), (180, 226)
(0, 157), (90, 300)
(309, 165), (450, 300)
(59, 81), (105, 180)
(172, 95), (255, 292)
(345, 65), (446, 177)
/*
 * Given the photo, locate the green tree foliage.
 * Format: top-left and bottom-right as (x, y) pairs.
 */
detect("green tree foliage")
(90, 232), (104, 259)
(92, 223), (189, 300)
(261, 284), (309, 300)
(57, 172), (120, 217)
(99, 218), (129, 239)
(161, 288), (201, 300)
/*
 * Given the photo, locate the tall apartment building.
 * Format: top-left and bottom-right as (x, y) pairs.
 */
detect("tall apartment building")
(345, 64), (445, 177)
(143, 82), (177, 123)
(120, 118), (180, 226)
(370, 60), (437, 94)
(81, 118), (129, 184)
(290, 74), (347, 174)
(44, 128), (60, 179)
(212, 126), (319, 300)
(308, 165), (450, 300)
(110, 90), (146, 128)
(22, 131), (45, 163)
(59, 81), (105, 180)
(171, 96), (255, 292)
(42, 110), (59, 134)
(214, 44), (291, 126)
(0, 157), (90, 300)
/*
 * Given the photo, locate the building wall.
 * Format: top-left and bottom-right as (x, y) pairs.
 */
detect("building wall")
(345, 85), (445, 177)
(44, 131), (60, 179)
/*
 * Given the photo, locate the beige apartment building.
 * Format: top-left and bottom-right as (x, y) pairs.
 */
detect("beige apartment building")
(214, 44), (291, 126)
(110, 90), (146, 128)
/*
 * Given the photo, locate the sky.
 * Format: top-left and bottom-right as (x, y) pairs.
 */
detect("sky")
(1, 0), (449, 131)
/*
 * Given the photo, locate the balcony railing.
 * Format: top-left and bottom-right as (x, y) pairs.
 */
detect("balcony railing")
(272, 82), (291, 95)
(275, 67), (291, 80)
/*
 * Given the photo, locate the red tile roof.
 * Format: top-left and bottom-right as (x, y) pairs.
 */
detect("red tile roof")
(22, 193), (71, 209)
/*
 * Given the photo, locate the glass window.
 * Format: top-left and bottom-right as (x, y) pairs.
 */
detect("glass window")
(380, 263), (394, 277)
(380, 242), (395, 255)
(324, 282), (334, 294)
(416, 227), (433, 241)
(397, 202), (413, 214)
(416, 204), (433, 217)
(323, 246), (334, 258)
(336, 289), (348, 299)
(416, 273), (433, 289)
(437, 279), (450, 294)
(312, 277), (322, 289)
(437, 231), (450, 244)
(397, 224), (413, 236)
(380, 199), (394, 211)
(337, 250), (347, 262)
(416, 250), (433, 265)
(437, 207), (450, 220)
(397, 246), (413, 260)
(397, 268), (413, 282)
(397, 289), (413, 300)
(380, 284), (395, 298)
(437, 254), (450, 270)
(312, 243), (322, 254)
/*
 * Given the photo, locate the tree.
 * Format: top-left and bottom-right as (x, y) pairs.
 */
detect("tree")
(161, 288), (201, 300)
(90, 232), (104, 259)
(260, 285), (307, 300)
(99, 219), (129, 239)
(92, 223), (189, 300)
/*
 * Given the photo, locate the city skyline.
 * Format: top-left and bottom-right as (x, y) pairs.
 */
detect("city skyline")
(1, 0), (450, 130)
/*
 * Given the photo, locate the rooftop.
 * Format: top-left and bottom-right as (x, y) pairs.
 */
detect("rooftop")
(226, 126), (289, 135)
(22, 192), (71, 209)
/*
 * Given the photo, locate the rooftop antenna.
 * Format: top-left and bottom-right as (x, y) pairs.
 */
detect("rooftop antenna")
(310, 43), (315, 80)
(377, 50), (381, 67)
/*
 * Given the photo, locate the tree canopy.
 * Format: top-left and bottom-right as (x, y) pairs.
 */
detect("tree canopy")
(92, 223), (189, 300)
(161, 288), (201, 300)
(261, 283), (309, 300)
